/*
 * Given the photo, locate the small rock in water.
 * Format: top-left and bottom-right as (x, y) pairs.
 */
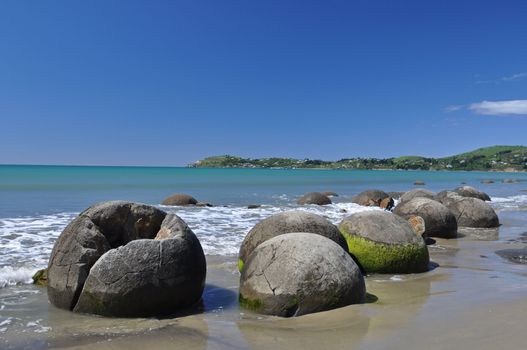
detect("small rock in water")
(496, 248), (527, 264)
(414, 181), (426, 186)
(161, 193), (198, 206)
(480, 179), (495, 184)
(297, 192), (332, 205)
(247, 204), (261, 209)
(196, 202), (214, 207)
(502, 178), (518, 184)
(321, 191), (338, 197)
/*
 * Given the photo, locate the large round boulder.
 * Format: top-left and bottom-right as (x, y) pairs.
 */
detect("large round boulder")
(47, 201), (206, 317)
(399, 189), (436, 203)
(393, 198), (457, 238)
(161, 193), (198, 206)
(352, 189), (393, 210)
(239, 232), (365, 317)
(338, 211), (429, 274)
(446, 197), (499, 228)
(453, 186), (491, 201)
(296, 192), (332, 205)
(238, 211), (348, 271)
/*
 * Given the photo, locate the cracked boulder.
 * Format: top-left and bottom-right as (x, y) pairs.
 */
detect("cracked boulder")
(238, 211), (348, 272)
(435, 192), (499, 228)
(352, 189), (393, 210)
(47, 201), (206, 317)
(296, 192), (332, 205)
(394, 197), (458, 238)
(338, 211), (430, 274)
(239, 232), (365, 317)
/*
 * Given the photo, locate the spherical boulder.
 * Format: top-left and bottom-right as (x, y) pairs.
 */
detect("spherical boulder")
(161, 193), (198, 206)
(445, 197), (499, 228)
(352, 189), (393, 210)
(47, 201), (206, 317)
(338, 211), (429, 273)
(297, 192), (332, 205)
(238, 211), (348, 271)
(394, 198), (457, 238)
(453, 186), (491, 201)
(239, 232), (365, 317)
(400, 189), (436, 203)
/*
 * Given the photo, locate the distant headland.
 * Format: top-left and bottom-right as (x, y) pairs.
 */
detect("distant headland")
(189, 146), (527, 171)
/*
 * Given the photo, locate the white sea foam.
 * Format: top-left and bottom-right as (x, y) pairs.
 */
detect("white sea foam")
(1, 193), (525, 288)
(490, 195), (527, 210)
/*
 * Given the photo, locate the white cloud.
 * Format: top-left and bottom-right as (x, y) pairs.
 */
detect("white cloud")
(444, 105), (464, 112)
(469, 100), (527, 116)
(502, 72), (527, 82)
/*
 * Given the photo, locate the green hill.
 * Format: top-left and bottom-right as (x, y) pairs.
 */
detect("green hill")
(190, 146), (527, 171)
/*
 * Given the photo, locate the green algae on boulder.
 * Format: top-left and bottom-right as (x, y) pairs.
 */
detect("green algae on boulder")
(32, 268), (48, 286)
(238, 211), (348, 272)
(338, 211), (429, 274)
(239, 233), (365, 317)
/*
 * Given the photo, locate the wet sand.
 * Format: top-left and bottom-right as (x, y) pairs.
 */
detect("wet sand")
(2, 211), (527, 350)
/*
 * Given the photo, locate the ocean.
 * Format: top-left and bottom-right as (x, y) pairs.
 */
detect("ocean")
(1, 165), (527, 349)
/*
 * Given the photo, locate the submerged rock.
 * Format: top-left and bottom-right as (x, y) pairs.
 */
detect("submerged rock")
(238, 211), (347, 271)
(480, 179), (495, 184)
(161, 193), (198, 206)
(321, 191), (339, 197)
(338, 211), (429, 274)
(297, 192), (332, 205)
(47, 201), (206, 317)
(352, 189), (393, 210)
(247, 204), (261, 209)
(414, 181), (426, 186)
(239, 233), (365, 317)
(453, 186), (491, 201)
(495, 248), (527, 264)
(394, 198), (458, 238)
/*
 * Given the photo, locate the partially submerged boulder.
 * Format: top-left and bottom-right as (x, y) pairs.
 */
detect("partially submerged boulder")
(495, 248), (527, 264)
(161, 193), (198, 206)
(238, 211), (348, 271)
(321, 191), (338, 197)
(47, 201), (206, 317)
(400, 189), (436, 203)
(297, 192), (332, 205)
(453, 186), (491, 201)
(394, 198), (457, 238)
(338, 211), (429, 274)
(352, 189), (393, 210)
(414, 181), (426, 186)
(239, 233), (365, 317)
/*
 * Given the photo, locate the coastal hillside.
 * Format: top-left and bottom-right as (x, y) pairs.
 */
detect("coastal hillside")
(189, 146), (527, 171)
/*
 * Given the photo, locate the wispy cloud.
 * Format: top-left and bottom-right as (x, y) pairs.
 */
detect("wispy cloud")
(469, 100), (527, 116)
(475, 72), (527, 84)
(444, 105), (464, 112)
(501, 72), (527, 82)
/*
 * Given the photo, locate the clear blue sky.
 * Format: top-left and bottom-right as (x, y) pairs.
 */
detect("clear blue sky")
(1, 0), (526, 166)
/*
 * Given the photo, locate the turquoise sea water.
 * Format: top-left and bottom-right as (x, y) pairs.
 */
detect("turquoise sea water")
(1, 165), (526, 218)
(0, 164), (526, 287)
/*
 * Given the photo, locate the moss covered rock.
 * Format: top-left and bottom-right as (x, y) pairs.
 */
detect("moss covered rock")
(338, 211), (429, 274)
(239, 232), (365, 317)
(32, 268), (48, 286)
